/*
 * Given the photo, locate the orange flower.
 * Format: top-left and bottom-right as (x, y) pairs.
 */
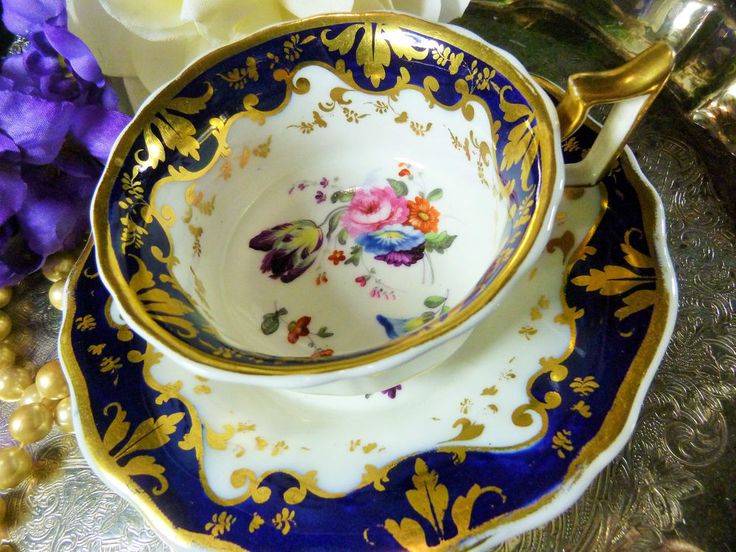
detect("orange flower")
(310, 348), (334, 358)
(406, 196), (439, 233)
(287, 316), (311, 344)
(328, 250), (346, 265)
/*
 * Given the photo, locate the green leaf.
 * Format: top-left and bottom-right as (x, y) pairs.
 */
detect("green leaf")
(427, 188), (443, 202)
(337, 228), (348, 245)
(261, 314), (280, 335)
(277, 307), (288, 316)
(317, 327), (334, 338)
(425, 231), (457, 253)
(326, 210), (343, 238)
(331, 190), (355, 203)
(387, 179), (408, 197)
(345, 245), (363, 266)
(441, 305), (451, 315)
(424, 295), (446, 309)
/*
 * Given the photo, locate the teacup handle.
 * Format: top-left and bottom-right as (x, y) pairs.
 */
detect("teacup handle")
(550, 42), (675, 186)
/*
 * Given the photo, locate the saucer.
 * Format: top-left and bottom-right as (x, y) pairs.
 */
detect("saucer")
(61, 122), (676, 550)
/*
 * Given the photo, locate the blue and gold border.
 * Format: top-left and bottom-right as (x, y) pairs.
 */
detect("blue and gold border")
(66, 115), (676, 549)
(91, 12), (559, 376)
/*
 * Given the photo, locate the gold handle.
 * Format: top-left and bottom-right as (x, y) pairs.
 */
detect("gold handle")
(557, 41), (675, 140)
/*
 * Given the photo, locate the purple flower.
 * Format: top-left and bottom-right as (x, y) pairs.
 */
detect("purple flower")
(0, 0), (130, 286)
(381, 385), (402, 399)
(249, 221), (323, 283)
(314, 190), (326, 204)
(375, 244), (425, 267)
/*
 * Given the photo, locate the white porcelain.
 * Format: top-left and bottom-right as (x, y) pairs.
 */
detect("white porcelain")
(92, 14), (670, 395)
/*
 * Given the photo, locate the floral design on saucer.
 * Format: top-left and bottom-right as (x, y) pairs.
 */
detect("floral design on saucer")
(63, 121), (677, 551)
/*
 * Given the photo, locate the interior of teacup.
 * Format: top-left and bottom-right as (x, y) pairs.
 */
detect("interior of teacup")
(94, 13), (558, 374)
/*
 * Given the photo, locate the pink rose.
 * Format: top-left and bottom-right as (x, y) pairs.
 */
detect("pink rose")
(343, 186), (409, 237)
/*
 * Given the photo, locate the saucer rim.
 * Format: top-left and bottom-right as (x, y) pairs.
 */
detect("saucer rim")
(62, 131), (677, 551)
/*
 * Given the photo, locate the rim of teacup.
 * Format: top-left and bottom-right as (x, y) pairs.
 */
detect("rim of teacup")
(91, 11), (560, 377)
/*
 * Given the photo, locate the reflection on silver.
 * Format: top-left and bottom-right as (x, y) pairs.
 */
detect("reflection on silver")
(472, 0), (736, 153)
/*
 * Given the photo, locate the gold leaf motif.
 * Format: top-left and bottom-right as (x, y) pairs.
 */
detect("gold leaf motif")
(552, 429), (574, 458)
(205, 511), (236, 537)
(205, 423), (234, 450)
(75, 314), (96, 331)
(136, 83), (214, 171)
(362, 464), (390, 491)
(120, 455), (169, 495)
(445, 418), (485, 443)
(217, 56), (259, 89)
(127, 347), (163, 370)
(321, 23), (429, 87)
(178, 429), (197, 451)
(383, 456), (505, 549)
(406, 458), (449, 536)
(572, 265), (647, 296)
(450, 484), (506, 535)
(571, 400), (592, 418)
(498, 85), (539, 191)
(101, 403), (184, 495)
(194, 384), (211, 395)
(570, 376), (600, 396)
(99, 356), (123, 385)
(383, 517), (427, 550)
(615, 288), (657, 320)
(459, 398), (471, 415)
(546, 230), (576, 261)
(518, 325), (537, 340)
(249, 513), (264, 533)
(116, 412), (185, 458)
(101, 402), (130, 454)
(87, 344), (105, 356)
(481, 386), (497, 396)
(119, 213), (149, 253)
(621, 228), (654, 269)
(128, 256), (198, 339)
(272, 507), (296, 535)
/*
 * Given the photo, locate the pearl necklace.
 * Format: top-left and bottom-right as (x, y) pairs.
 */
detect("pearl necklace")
(0, 252), (76, 549)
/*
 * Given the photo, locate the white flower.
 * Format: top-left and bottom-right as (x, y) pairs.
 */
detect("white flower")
(67, 0), (471, 109)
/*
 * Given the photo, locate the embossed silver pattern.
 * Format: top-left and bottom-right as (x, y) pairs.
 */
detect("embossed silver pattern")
(2, 7), (735, 552)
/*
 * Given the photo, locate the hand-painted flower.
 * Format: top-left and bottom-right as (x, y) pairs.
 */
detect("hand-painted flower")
(342, 186), (409, 237)
(381, 384), (402, 399)
(376, 311), (435, 339)
(287, 315), (311, 343)
(249, 220), (323, 283)
(405, 195), (440, 233)
(355, 224), (424, 255)
(375, 244), (425, 267)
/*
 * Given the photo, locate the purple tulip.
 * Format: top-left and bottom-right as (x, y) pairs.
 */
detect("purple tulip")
(0, 0), (130, 286)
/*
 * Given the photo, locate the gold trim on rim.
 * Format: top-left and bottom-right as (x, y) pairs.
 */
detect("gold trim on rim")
(62, 126), (675, 550)
(91, 12), (558, 377)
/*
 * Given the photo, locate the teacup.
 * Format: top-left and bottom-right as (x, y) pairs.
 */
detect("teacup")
(92, 13), (673, 394)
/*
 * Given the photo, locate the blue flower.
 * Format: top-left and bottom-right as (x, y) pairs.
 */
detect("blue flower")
(376, 311), (435, 339)
(356, 224), (425, 255)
